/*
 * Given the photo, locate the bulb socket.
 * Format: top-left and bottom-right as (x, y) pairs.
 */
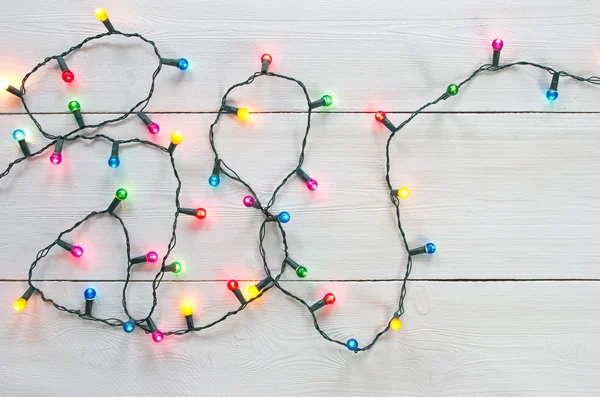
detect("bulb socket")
(212, 158), (221, 177)
(21, 286), (36, 301)
(178, 208), (197, 217)
(167, 142), (178, 154)
(550, 72), (560, 91)
(492, 50), (501, 67)
(296, 168), (311, 183)
(57, 56), (68, 72)
(110, 141), (119, 159)
(222, 104), (239, 114)
(284, 257), (301, 271)
(261, 59), (271, 73)
(255, 276), (273, 292)
(73, 109), (84, 128)
(57, 239), (74, 252)
(102, 19), (115, 33)
(162, 262), (179, 273)
(408, 245), (427, 256)
(382, 117), (396, 132)
(85, 299), (94, 316)
(18, 140), (31, 157)
(54, 137), (64, 154)
(232, 288), (246, 305)
(161, 58), (181, 68)
(130, 254), (148, 265)
(146, 317), (158, 333)
(310, 298), (327, 312)
(137, 111), (152, 126)
(185, 314), (194, 330)
(6, 85), (22, 97)
(310, 98), (326, 109)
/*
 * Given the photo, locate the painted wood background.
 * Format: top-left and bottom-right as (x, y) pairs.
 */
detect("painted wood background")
(1, 0), (599, 396)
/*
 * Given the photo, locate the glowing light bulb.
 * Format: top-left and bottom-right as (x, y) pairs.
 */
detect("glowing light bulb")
(227, 280), (239, 291)
(71, 246), (84, 258)
(446, 84), (458, 96)
(375, 111), (386, 122)
(324, 293), (335, 305)
(306, 179), (318, 191)
(209, 175), (221, 187)
(243, 196), (256, 208)
(12, 129), (25, 141)
(173, 262), (182, 273)
(152, 330), (164, 343)
(148, 122), (160, 134)
(84, 288), (96, 300)
(181, 302), (194, 316)
(68, 100), (80, 112)
(425, 242), (436, 254)
(146, 251), (158, 262)
(492, 38), (504, 51)
(397, 187), (410, 199)
(50, 153), (62, 165)
(0, 78), (9, 90)
(95, 8), (109, 22)
(247, 285), (259, 299)
(296, 266), (308, 278)
(278, 211), (290, 223)
(261, 53), (272, 73)
(323, 95), (333, 106)
(171, 131), (183, 145)
(108, 156), (120, 168)
(62, 70), (74, 83)
(261, 53), (272, 63)
(546, 89), (558, 101)
(390, 317), (402, 331)
(195, 208), (207, 219)
(237, 108), (250, 120)
(13, 298), (27, 312)
(123, 321), (135, 333)
(346, 338), (358, 350)
(115, 188), (128, 200)
(178, 58), (189, 70)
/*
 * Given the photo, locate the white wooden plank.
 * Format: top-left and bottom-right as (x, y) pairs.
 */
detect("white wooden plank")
(1, 113), (599, 280)
(3, 281), (599, 396)
(0, 0), (599, 112)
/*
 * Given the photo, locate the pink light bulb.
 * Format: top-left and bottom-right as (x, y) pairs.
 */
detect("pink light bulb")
(146, 251), (158, 262)
(50, 153), (62, 165)
(492, 38), (504, 51)
(243, 196), (255, 207)
(306, 179), (318, 191)
(152, 330), (164, 343)
(147, 123), (160, 134)
(71, 246), (84, 258)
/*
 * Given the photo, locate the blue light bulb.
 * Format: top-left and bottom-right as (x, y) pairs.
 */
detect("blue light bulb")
(123, 321), (135, 333)
(12, 129), (26, 141)
(84, 288), (96, 300)
(546, 89), (558, 101)
(346, 338), (358, 350)
(178, 58), (189, 70)
(278, 211), (290, 223)
(208, 175), (221, 187)
(425, 242), (436, 254)
(108, 156), (120, 168)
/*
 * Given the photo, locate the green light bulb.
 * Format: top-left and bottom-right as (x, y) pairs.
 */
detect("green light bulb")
(173, 262), (182, 273)
(115, 188), (128, 201)
(296, 266), (308, 278)
(446, 84), (458, 96)
(68, 100), (81, 112)
(323, 95), (333, 106)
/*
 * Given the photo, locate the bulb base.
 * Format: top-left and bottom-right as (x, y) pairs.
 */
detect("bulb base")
(85, 299), (94, 316)
(185, 314), (194, 330)
(232, 288), (247, 305)
(146, 318), (158, 333)
(222, 104), (239, 114)
(296, 168), (311, 183)
(310, 97), (327, 109)
(261, 59), (270, 73)
(178, 208), (197, 217)
(130, 254), (148, 265)
(137, 111), (152, 126)
(102, 19), (115, 33)
(6, 85), (22, 97)
(382, 117), (396, 133)
(73, 109), (85, 128)
(492, 50), (501, 67)
(21, 286), (36, 301)
(550, 72), (560, 91)
(167, 142), (178, 154)
(310, 299), (327, 312)
(57, 56), (68, 72)
(57, 239), (74, 253)
(161, 58), (181, 68)
(107, 197), (123, 213)
(162, 263), (179, 273)
(284, 257), (300, 271)
(18, 140), (31, 157)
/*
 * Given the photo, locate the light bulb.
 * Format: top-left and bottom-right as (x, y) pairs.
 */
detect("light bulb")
(152, 330), (164, 343)
(148, 122), (160, 134)
(13, 298), (27, 312)
(62, 70), (74, 83)
(146, 251), (158, 262)
(12, 129), (25, 141)
(324, 293), (335, 305)
(108, 188), (128, 212)
(208, 175), (221, 187)
(195, 208), (207, 219)
(228, 280), (239, 291)
(243, 196), (256, 208)
(390, 317), (402, 331)
(261, 53), (272, 73)
(247, 285), (259, 299)
(178, 58), (189, 70)
(237, 108), (250, 120)
(375, 111), (386, 122)
(171, 131), (183, 145)
(278, 211), (290, 223)
(84, 288), (96, 300)
(492, 38), (504, 51)
(71, 246), (84, 258)
(296, 266), (308, 278)
(306, 179), (318, 191)
(261, 53), (272, 63)
(115, 188), (128, 200)
(123, 321), (135, 333)
(546, 89), (558, 101)
(446, 84), (458, 96)
(181, 302), (194, 317)
(396, 187), (410, 199)
(0, 78), (9, 90)
(425, 242), (436, 254)
(68, 100), (80, 112)
(108, 156), (120, 168)
(346, 338), (358, 350)
(95, 8), (109, 22)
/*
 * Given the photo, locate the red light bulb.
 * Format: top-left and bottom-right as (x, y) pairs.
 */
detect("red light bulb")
(227, 280), (239, 291)
(146, 251), (158, 262)
(324, 293), (335, 305)
(375, 111), (386, 123)
(195, 208), (207, 219)
(71, 246), (84, 258)
(261, 53), (272, 63)
(62, 70), (74, 83)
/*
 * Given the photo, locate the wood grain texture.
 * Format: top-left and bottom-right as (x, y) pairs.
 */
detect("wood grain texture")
(1, 113), (599, 280)
(0, 0), (599, 112)
(2, 281), (599, 396)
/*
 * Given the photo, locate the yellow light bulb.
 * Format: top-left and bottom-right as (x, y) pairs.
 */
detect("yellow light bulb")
(0, 78), (9, 90)
(237, 108), (250, 120)
(397, 187), (410, 199)
(247, 285), (259, 298)
(171, 131), (184, 145)
(181, 302), (194, 316)
(13, 297), (27, 312)
(390, 317), (402, 331)
(95, 8), (109, 22)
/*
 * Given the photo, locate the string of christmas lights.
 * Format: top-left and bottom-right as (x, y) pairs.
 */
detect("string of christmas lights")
(3, 12), (600, 352)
